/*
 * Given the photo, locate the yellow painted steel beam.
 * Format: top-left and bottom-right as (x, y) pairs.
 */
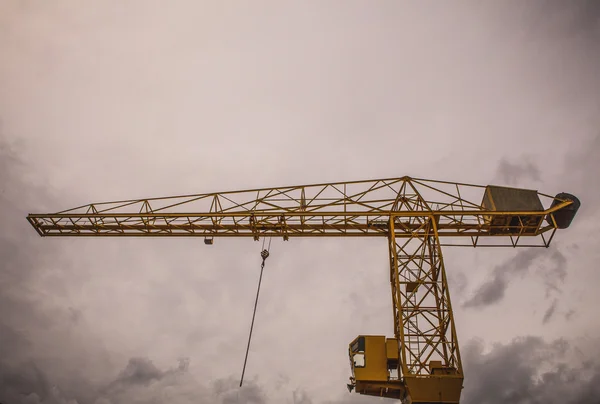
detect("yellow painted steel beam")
(27, 209), (568, 236)
(26, 176), (573, 241)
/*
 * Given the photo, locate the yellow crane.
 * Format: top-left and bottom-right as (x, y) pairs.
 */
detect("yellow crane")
(27, 176), (580, 404)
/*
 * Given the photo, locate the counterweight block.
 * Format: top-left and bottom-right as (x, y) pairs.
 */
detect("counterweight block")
(547, 192), (581, 229)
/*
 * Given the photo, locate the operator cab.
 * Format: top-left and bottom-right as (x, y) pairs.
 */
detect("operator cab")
(347, 335), (405, 400)
(348, 335), (463, 403)
(350, 335), (366, 369)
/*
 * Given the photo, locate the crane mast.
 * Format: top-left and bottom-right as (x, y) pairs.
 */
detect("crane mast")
(27, 176), (580, 404)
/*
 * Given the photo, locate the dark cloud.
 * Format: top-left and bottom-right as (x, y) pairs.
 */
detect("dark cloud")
(7, 347), (599, 404)
(0, 362), (51, 403)
(97, 361), (268, 404)
(0, 133), (109, 404)
(214, 378), (266, 404)
(292, 389), (313, 404)
(448, 270), (468, 299)
(495, 158), (542, 187)
(0, 354), (269, 404)
(0, 359), (95, 404)
(464, 249), (539, 308)
(462, 337), (600, 404)
(540, 251), (567, 295)
(113, 358), (164, 386)
(464, 248), (567, 310)
(542, 299), (558, 324)
(0, 136), (52, 403)
(464, 273), (508, 308)
(522, 0), (600, 40)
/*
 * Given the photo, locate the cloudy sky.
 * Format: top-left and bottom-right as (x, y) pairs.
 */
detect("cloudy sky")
(1, 1), (600, 403)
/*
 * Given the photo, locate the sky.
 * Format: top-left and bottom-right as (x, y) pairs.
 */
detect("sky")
(1, 1), (600, 403)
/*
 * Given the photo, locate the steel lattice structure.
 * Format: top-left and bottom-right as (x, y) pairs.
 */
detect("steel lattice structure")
(28, 177), (564, 245)
(27, 176), (577, 403)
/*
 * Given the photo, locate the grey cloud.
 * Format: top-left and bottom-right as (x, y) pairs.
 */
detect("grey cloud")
(462, 337), (600, 404)
(464, 248), (568, 309)
(113, 358), (164, 386)
(542, 299), (558, 324)
(0, 323), (32, 359)
(539, 250), (567, 296)
(0, 134), (109, 404)
(68, 307), (83, 325)
(214, 378), (266, 404)
(0, 360), (91, 404)
(447, 270), (468, 299)
(464, 249), (541, 308)
(463, 273), (508, 308)
(9, 347), (599, 404)
(1, 354), (269, 404)
(519, 0), (600, 41)
(292, 389), (313, 404)
(0, 137), (50, 403)
(495, 158), (542, 187)
(98, 361), (268, 404)
(1, 362), (51, 402)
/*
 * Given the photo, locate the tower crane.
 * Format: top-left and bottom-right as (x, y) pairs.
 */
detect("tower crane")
(27, 176), (580, 404)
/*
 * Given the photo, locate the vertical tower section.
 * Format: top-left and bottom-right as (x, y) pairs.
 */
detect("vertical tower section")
(388, 180), (463, 404)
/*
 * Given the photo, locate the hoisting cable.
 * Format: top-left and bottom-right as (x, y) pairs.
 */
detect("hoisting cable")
(240, 237), (272, 387)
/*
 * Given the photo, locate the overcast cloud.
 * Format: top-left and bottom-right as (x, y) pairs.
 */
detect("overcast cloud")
(463, 248), (567, 310)
(495, 158), (542, 187)
(1, 1), (600, 403)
